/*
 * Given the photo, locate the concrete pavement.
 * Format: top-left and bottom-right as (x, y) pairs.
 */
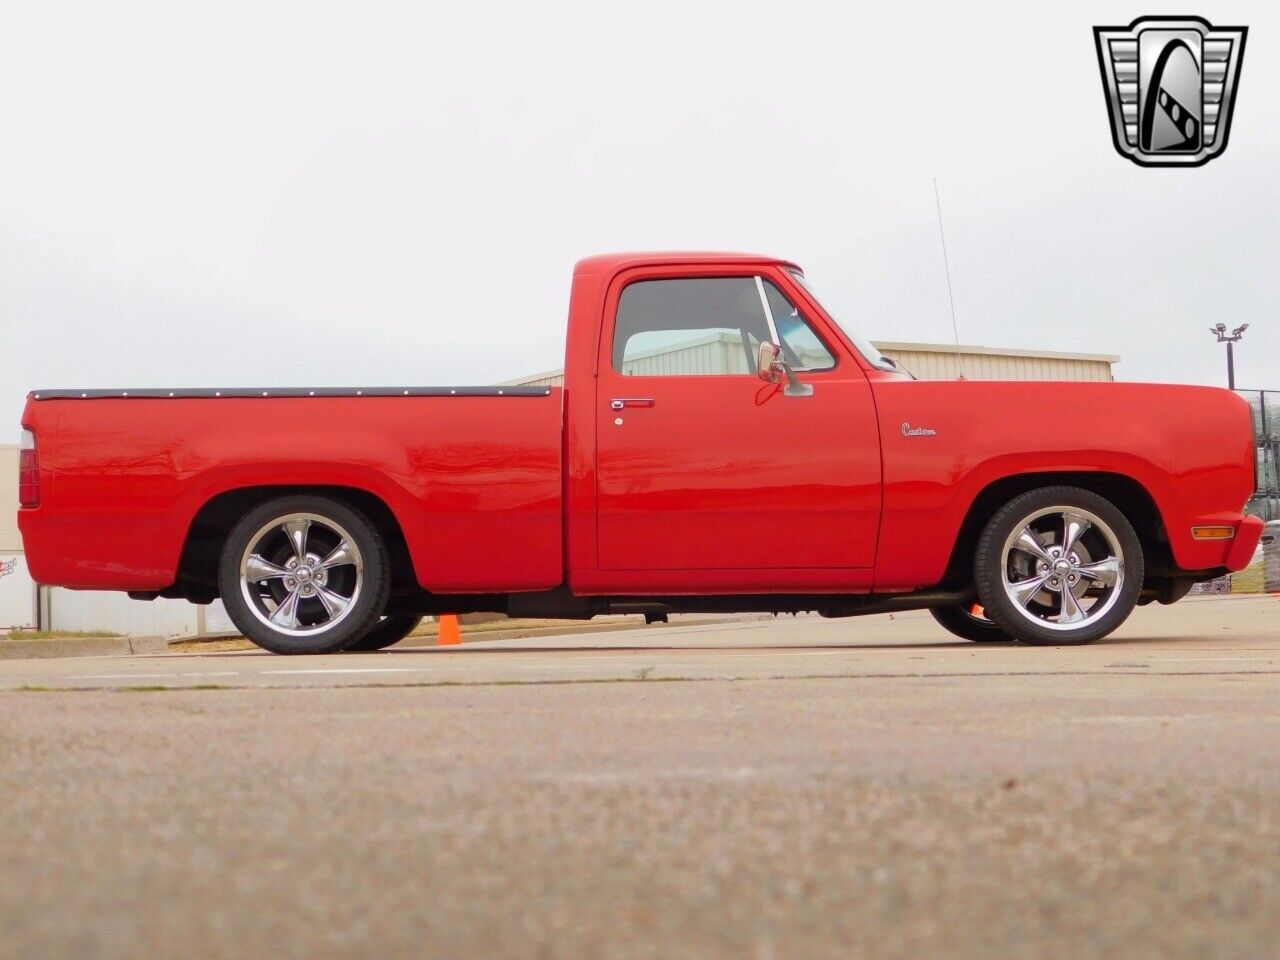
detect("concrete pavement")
(1, 594), (1277, 689)
(1, 595), (1278, 959)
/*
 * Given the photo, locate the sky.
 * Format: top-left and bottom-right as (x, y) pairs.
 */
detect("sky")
(2, 1), (1277, 430)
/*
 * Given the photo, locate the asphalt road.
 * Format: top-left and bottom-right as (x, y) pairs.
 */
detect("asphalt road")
(2, 595), (1278, 959)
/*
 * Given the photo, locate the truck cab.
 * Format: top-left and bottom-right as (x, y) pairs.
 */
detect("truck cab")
(564, 254), (886, 595)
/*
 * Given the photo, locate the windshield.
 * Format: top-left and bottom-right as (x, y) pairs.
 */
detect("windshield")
(787, 268), (897, 373)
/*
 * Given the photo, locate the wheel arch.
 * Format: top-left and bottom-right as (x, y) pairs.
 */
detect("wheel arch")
(940, 471), (1173, 590)
(172, 484), (417, 603)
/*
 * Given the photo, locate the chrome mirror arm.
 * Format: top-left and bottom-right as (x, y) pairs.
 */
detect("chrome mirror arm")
(774, 358), (813, 398)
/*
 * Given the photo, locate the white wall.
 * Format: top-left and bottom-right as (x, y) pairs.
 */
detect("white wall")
(44, 590), (237, 639)
(0, 553), (37, 629)
(0, 445), (20, 552)
(44, 588), (198, 638)
(1, 448), (37, 629)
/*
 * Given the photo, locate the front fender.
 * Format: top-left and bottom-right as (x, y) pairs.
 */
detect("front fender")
(869, 380), (1256, 589)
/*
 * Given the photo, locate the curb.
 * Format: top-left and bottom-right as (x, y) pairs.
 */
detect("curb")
(170, 617), (757, 654)
(0, 618), (748, 660)
(394, 616), (764, 647)
(0, 635), (168, 660)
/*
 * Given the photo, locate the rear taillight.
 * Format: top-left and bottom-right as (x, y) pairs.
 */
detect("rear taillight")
(18, 428), (39, 507)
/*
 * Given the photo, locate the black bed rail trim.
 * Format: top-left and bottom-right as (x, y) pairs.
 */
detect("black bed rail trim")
(30, 386), (555, 400)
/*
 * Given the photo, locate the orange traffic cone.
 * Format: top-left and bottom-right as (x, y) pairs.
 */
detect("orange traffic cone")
(437, 614), (462, 646)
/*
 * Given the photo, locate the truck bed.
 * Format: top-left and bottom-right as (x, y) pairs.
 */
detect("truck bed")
(19, 387), (565, 594)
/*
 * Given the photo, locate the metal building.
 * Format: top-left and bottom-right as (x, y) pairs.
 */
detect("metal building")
(512, 339), (1119, 386)
(874, 342), (1117, 382)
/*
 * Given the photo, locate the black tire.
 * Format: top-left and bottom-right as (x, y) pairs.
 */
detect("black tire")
(930, 604), (1014, 642)
(218, 495), (390, 655)
(347, 615), (424, 652)
(974, 485), (1143, 646)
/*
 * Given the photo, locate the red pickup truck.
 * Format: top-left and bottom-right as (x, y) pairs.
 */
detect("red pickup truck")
(18, 252), (1263, 653)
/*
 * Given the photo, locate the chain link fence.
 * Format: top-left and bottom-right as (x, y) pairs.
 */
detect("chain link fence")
(1191, 392), (1279, 594)
(1239, 389), (1278, 592)
(1238, 390), (1280, 522)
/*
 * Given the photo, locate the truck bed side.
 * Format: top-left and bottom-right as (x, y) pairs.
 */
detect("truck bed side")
(19, 389), (565, 594)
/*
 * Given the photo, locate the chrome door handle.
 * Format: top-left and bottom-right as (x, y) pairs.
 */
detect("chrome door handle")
(610, 398), (655, 410)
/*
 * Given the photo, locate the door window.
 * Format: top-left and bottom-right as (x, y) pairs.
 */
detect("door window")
(613, 276), (835, 376)
(761, 280), (837, 371)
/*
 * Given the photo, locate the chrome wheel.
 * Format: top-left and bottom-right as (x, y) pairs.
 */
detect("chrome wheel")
(239, 513), (363, 637)
(1000, 506), (1124, 632)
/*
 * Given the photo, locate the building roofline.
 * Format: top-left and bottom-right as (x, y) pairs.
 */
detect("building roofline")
(872, 341), (1121, 364)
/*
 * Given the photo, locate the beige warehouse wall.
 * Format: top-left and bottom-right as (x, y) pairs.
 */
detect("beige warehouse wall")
(0, 446), (20, 551)
(508, 341), (1118, 387)
(875, 344), (1116, 382)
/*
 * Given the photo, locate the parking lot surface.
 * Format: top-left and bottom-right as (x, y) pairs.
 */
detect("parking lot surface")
(2, 595), (1278, 959)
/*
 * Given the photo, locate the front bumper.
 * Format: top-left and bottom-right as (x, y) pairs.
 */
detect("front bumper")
(1225, 515), (1265, 572)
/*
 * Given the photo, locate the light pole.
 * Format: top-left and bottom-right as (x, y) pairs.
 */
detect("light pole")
(1210, 323), (1249, 390)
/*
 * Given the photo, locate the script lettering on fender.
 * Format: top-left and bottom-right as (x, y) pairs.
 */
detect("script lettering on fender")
(900, 422), (937, 438)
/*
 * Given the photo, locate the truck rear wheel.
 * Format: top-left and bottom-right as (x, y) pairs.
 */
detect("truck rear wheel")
(347, 615), (424, 652)
(974, 486), (1143, 646)
(218, 495), (390, 655)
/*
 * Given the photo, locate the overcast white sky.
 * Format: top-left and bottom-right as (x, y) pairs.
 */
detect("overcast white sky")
(2, 1), (1276, 428)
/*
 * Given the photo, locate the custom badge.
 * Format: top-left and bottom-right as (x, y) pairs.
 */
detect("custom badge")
(1094, 16), (1247, 167)
(900, 423), (937, 438)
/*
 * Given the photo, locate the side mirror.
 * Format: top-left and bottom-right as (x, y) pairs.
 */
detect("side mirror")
(756, 341), (813, 398)
(757, 342), (781, 383)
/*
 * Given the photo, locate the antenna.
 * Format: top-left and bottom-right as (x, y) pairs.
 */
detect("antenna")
(933, 178), (964, 375)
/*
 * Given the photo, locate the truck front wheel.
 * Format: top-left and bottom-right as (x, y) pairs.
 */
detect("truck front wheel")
(929, 604), (1013, 642)
(974, 486), (1143, 646)
(218, 495), (391, 655)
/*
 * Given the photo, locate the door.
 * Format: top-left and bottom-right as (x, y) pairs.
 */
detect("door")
(594, 267), (882, 591)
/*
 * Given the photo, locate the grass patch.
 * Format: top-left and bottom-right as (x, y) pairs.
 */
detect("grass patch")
(168, 637), (256, 653)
